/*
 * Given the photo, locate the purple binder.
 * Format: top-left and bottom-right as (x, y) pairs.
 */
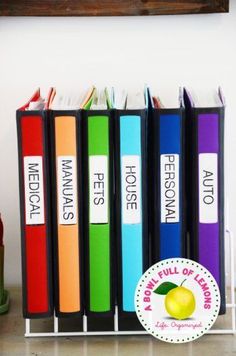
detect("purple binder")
(184, 88), (225, 315)
(198, 114), (220, 283)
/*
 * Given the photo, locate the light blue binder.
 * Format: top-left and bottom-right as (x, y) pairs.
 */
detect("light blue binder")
(120, 115), (143, 312)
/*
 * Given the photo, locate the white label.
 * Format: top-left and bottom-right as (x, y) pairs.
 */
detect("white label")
(121, 155), (141, 224)
(199, 153), (218, 223)
(89, 156), (108, 224)
(24, 156), (45, 225)
(57, 156), (77, 225)
(161, 154), (179, 223)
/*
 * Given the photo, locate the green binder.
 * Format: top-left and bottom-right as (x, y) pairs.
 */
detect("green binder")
(88, 116), (111, 312)
(82, 87), (114, 315)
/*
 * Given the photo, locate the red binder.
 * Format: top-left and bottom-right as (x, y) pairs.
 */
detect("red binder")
(17, 89), (54, 318)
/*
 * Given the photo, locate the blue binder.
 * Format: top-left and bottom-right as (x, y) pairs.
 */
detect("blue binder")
(159, 114), (183, 259)
(120, 116), (143, 312)
(115, 109), (148, 314)
(149, 90), (186, 263)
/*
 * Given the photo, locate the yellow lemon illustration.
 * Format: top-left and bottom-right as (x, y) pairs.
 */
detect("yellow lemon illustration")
(165, 285), (196, 320)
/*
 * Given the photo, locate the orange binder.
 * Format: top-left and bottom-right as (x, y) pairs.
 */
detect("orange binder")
(51, 110), (82, 316)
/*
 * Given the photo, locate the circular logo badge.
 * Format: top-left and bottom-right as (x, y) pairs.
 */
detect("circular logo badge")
(135, 258), (220, 343)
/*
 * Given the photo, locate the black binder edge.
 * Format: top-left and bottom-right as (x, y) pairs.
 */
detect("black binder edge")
(16, 110), (53, 319)
(50, 109), (83, 318)
(82, 109), (115, 317)
(219, 105), (226, 315)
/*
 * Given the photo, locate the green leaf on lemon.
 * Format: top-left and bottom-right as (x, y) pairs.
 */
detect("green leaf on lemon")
(153, 282), (178, 295)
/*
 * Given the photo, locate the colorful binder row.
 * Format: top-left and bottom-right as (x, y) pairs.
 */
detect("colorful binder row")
(16, 87), (226, 319)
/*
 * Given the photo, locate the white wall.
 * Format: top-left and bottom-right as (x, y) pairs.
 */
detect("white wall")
(0, 3), (236, 286)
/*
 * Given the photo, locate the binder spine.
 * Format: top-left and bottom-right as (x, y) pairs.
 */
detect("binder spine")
(82, 109), (114, 316)
(16, 110), (53, 319)
(151, 108), (185, 262)
(183, 86), (226, 315)
(50, 110), (83, 317)
(115, 109), (148, 315)
(195, 108), (226, 314)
